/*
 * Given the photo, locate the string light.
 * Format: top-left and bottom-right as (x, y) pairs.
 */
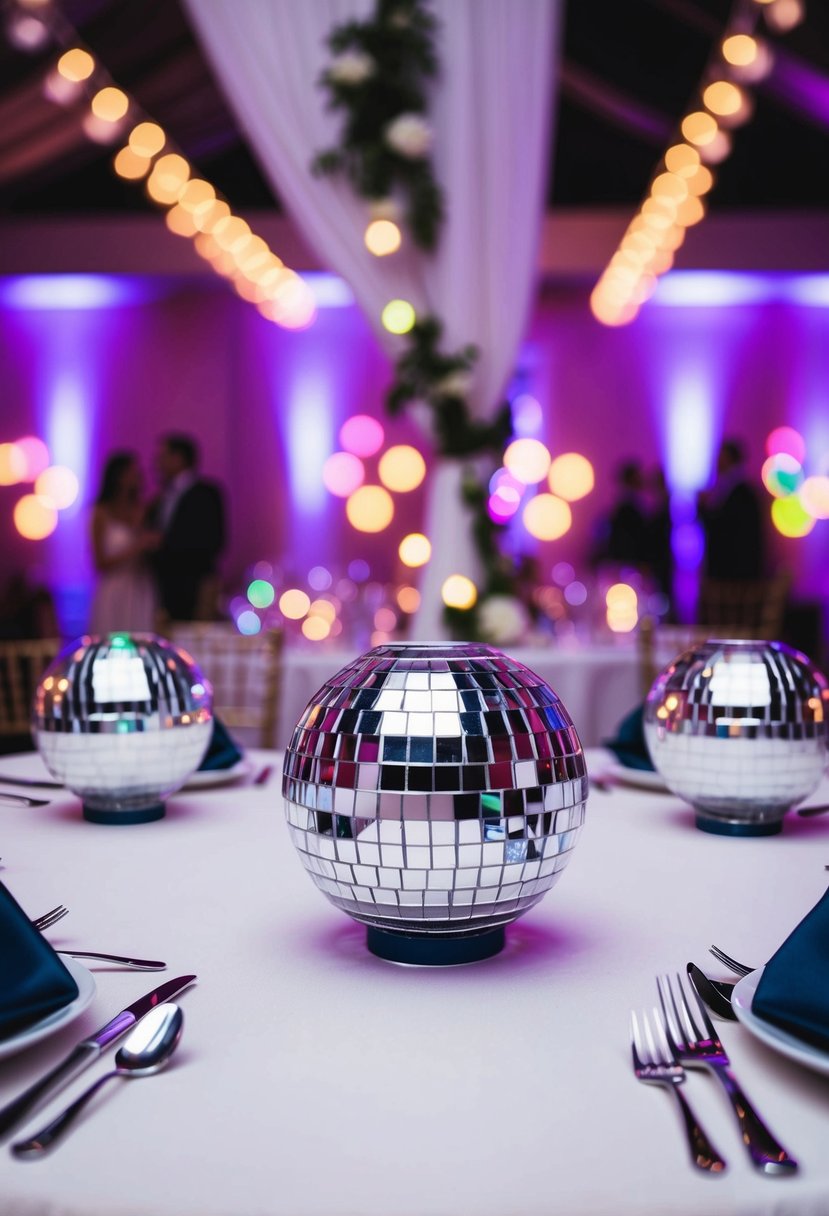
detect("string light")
(6, 8), (314, 331)
(591, 0), (800, 327)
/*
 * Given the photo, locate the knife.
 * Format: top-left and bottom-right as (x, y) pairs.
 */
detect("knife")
(0, 973), (196, 1137)
(0, 774), (62, 790)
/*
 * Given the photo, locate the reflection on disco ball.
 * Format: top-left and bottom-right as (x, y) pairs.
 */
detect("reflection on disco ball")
(33, 633), (213, 824)
(644, 638), (828, 836)
(283, 643), (588, 965)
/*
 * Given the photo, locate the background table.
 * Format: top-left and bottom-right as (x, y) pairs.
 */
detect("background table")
(278, 642), (641, 749)
(1, 748), (829, 1216)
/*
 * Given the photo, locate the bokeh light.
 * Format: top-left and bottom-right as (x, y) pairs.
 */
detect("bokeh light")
(552, 561), (575, 586)
(308, 599), (336, 623)
(722, 34), (758, 66)
(606, 582), (639, 633)
(441, 575), (478, 611)
(664, 144), (700, 177)
(279, 589), (311, 619)
(397, 586), (421, 613)
(346, 485), (394, 533)
(488, 484), (522, 523)
(511, 393), (543, 436)
(339, 414), (385, 458)
(128, 121), (166, 157)
(799, 476), (829, 520)
(247, 579), (275, 609)
(522, 494), (572, 541)
(302, 616), (331, 642)
(0, 443), (27, 485)
(766, 425), (806, 465)
(381, 299), (416, 335)
(308, 565), (333, 591)
(91, 87), (129, 123)
(13, 495), (58, 540)
(378, 445), (426, 492)
(548, 453), (594, 501)
(762, 454), (803, 498)
(771, 496), (815, 538)
(364, 220), (402, 257)
(57, 48), (94, 81)
(681, 111), (718, 146)
(348, 559), (370, 582)
(564, 581), (588, 607)
(703, 81), (744, 117)
(114, 147), (151, 180)
(237, 610), (262, 636)
(34, 465), (79, 509)
(503, 438), (551, 486)
(322, 451), (365, 497)
(399, 533), (431, 567)
(16, 436), (50, 481)
(374, 607), (397, 632)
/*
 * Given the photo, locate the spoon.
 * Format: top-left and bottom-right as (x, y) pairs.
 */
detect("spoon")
(12, 1003), (184, 1158)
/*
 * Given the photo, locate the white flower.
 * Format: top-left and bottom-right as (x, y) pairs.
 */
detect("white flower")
(478, 596), (531, 646)
(327, 50), (375, 86)
(433, 371), (472, 399)
(384, 112), (433, 159)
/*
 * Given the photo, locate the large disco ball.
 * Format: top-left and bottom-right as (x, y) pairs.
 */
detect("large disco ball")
(33, 633), (213, 824)
(644, 638), (828, 836)
(283, 642), (588, 965)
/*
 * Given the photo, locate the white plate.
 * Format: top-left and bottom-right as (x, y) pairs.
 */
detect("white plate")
(732, 967), (829, 1077)
(182, 758), (252, 790)
(606, 763), (670, 793)
(0, 957), (96, 1060)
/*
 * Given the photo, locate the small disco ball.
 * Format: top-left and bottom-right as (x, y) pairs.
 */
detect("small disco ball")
(644, 638), (828, 836)
(282, 642), (588, 965)
(33, 632), (213, 824)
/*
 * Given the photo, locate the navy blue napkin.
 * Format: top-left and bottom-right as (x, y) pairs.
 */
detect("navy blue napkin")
(198, 715), (243, 771)
(0, 881), (80, 1042)
(752, 887), (829, 1052)
(602, 704), (655, 771)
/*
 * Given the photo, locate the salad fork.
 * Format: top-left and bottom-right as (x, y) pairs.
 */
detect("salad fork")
(630, 1009), (727, 1173)
(709, 946), (753, 977)
(657, 972), (798, 1175)
(32, 905), (69, 931)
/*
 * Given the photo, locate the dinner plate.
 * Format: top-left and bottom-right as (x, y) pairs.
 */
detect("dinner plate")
(183, 758), (253, 790)
(732, 967), (829, 1077)
(0, 957), (96, 1061)
(606, 763), (670, 793)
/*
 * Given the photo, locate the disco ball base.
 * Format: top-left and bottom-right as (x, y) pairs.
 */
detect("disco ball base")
(694, 810), (783, 837)
(366, 925), (505, 966)
(283, 642), (588, 965)
(82, 800), (165, 825)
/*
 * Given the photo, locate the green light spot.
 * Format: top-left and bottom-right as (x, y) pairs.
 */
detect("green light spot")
(247, 579), (275, 609)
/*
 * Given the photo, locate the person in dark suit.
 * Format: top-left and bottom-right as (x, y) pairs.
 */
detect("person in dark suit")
(697, 437), (765, 580)
(149, 434), (226, 621)
(605, 460), (650, 568)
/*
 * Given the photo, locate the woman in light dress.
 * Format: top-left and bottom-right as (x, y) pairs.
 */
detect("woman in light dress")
(88, 452), (161, 635)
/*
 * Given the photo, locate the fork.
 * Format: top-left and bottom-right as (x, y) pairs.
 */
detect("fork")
(32, 907), (166, 970)
(657, 972), (798, 1175)
(709, 946), (753, 977)
(630, 1008), (727, 1173)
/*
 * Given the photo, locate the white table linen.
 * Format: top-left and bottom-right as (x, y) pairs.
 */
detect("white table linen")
(1, 748), (829, 1216)
(278, 643), (641, 749)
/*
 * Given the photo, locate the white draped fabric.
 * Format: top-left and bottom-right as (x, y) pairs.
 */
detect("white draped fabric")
(185, 0), (560, 637)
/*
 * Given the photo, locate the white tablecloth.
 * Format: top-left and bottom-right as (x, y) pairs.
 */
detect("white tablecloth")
(2, 749), (829, 1216)
(279, 643), (641, 749)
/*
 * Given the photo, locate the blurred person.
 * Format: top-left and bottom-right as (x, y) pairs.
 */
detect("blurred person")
(89, 452), (160, 634)
(645, 466), (674, 616)
(604, 460), (650, 568)
(149, 433), (226, 622)
(697, 437), (765, 580)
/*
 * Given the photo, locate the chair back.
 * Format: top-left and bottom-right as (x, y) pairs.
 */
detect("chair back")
(164, 622), (282, 749)
(0, 638), (62, 741)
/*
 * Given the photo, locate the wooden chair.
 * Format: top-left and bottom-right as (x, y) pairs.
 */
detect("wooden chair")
(163, 622), (283, 749)
(0, 638), (62, 747)
(638, 570), (792, 695)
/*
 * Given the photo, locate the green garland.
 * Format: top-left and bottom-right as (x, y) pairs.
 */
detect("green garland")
(314, 0), (521, 638)
(313, 0), (443, 250)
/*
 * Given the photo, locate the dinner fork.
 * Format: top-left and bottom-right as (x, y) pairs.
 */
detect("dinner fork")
(657, 972), (798, 1175)
(31, 905), (69, 931)
(709, 946), (753, 977)
(630, 1009), (727, 1173)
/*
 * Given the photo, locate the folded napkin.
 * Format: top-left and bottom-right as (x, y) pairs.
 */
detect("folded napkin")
(752, 887), (829, 1052)
(198, 715), (244, 771)
(602, 704), (655, 771)
(0, 881), (80, 1042)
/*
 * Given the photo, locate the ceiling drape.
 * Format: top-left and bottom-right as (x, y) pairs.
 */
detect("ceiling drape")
(185, 0), (561, 636)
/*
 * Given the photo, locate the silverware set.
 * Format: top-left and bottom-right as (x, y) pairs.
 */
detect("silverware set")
(630, 967), (798, 1176)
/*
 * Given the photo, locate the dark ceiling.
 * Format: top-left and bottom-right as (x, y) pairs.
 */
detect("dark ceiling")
(1, 0), (827, 218)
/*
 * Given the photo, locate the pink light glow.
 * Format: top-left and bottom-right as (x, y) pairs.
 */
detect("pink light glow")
(766, 425), (806, 465)
(322, 451), (365, 497)
(16, 436), (51, 481)
(339, 414), (385, 457)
